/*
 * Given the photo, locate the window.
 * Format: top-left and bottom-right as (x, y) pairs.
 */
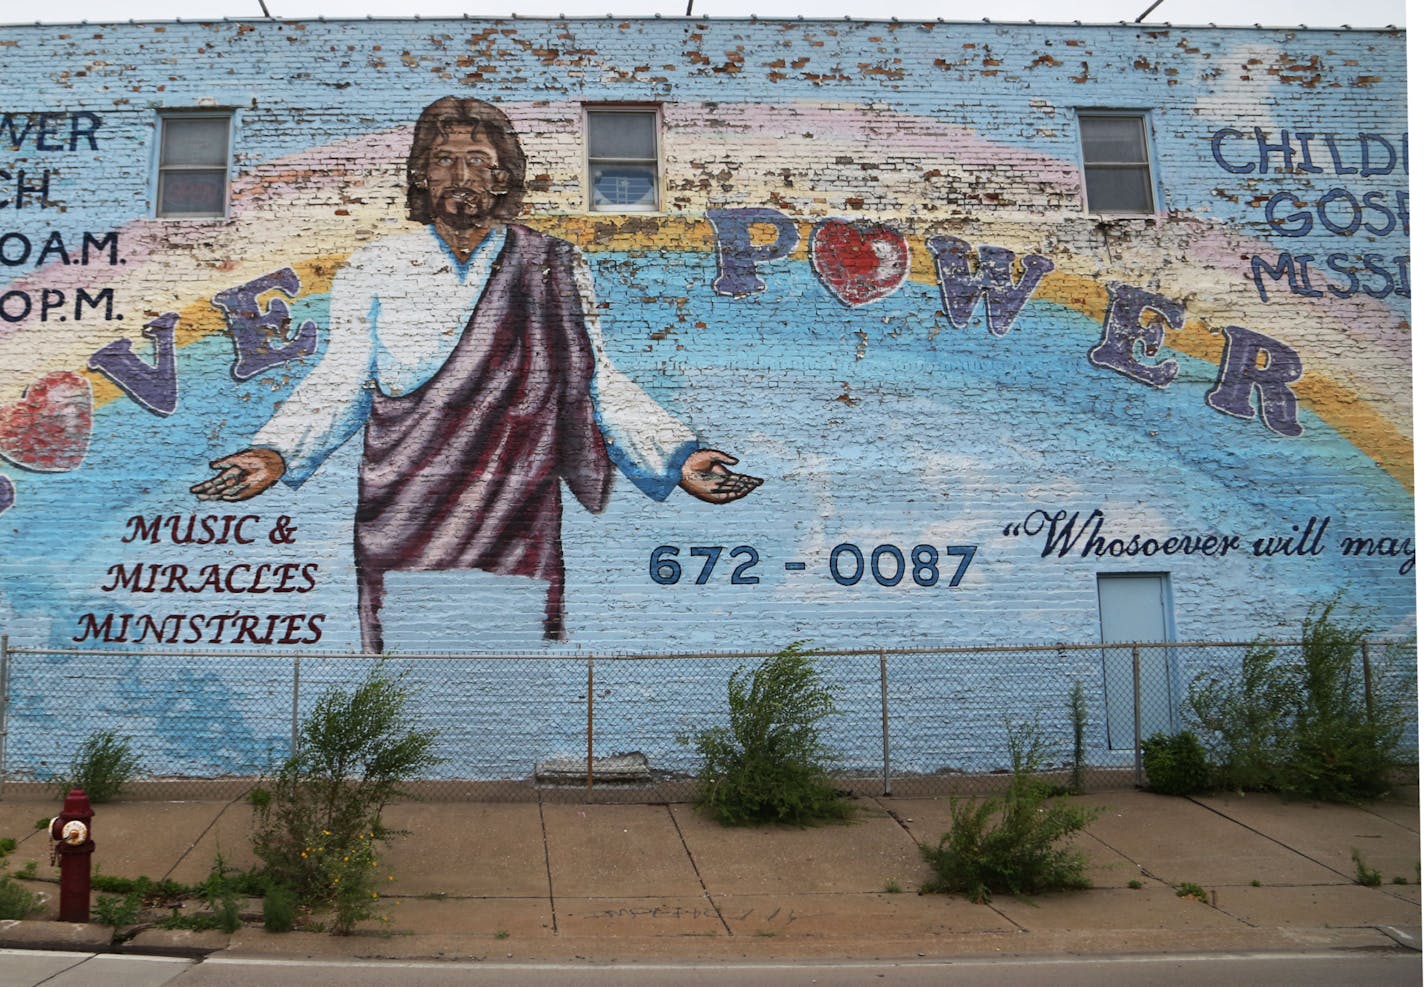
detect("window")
(1078, 113), (1154, 215)
(156, 112), (232, 218)
(585, 107), (660, 212)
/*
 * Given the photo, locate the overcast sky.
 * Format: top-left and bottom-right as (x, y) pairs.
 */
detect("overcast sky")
(6, 0), (1407, 26)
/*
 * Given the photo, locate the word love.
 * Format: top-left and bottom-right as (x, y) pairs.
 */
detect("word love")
(0, 268), (317, 504)
(708, 208), (1306, 439)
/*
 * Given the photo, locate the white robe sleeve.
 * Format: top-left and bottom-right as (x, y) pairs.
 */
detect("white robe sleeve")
(573, 251), (697, 501)
(252, 258), (376, 487)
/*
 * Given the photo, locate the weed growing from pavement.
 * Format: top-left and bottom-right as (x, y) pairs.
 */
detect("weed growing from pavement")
(919, 721), (1100, 904)
(93, 892), (142, 927)
(1141, 731), (1212, 796)
(249, 664), (440, 929)
(1187, 599), (1412, 801)
(1174, 882), (1208, 902)
(59, 730), (142, 803)
(0, 840), (37, 921)
(685, 643), (853, 827)
(1351, 849), (1383, 887)
(262, 884), (298, 933)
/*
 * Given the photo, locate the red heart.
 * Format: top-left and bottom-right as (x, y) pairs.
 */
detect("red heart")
(0, 372), (93, 473)
(810, 221), (909, 306)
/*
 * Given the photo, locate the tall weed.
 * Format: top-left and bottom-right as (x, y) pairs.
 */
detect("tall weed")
(60, 730), (142, 803)
(1187, 600), (1411, 801)
(251, 664), (440, 901)
(688, 643), (852, 826)
(921, 722), (1099, 903)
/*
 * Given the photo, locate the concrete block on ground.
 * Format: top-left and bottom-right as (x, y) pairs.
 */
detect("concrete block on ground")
(1194, 793), (1421, 883)
(542, 804), (703, 898)
(1213, 883), (1423, 930)
(670, 803), (926, 894)
(164, 801), (258, 885)
(379, 803), (550, 897)
(1084, 791), (1344, 887)
(72, 802), (232, 884)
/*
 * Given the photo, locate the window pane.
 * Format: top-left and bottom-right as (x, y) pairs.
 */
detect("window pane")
(588, 112), (656, 160)
(161, 117), (230, 167)
(591, 163), (657, 209)
(1080, 116), (1146, 164)
(158, 170), (227, 215)
(1085, 166), (1152, 213)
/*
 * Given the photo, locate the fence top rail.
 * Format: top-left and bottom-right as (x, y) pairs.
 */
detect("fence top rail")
(2, 638), (1412, 662)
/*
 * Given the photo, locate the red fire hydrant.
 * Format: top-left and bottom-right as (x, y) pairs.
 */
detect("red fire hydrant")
(50, 788), (94, 923)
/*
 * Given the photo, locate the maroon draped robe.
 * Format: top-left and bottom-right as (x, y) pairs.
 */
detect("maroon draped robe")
(353, 224), (614, 651)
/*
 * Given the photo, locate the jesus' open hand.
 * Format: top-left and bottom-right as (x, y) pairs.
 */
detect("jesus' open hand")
(190, 448), (287, 502)
(678, 449), (763, 504)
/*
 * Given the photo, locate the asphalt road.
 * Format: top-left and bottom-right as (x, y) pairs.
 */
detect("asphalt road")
(2, 950), (1420, 987)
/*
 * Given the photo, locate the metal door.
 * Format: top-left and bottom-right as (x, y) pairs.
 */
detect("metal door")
(1097, 573), (1175, 750)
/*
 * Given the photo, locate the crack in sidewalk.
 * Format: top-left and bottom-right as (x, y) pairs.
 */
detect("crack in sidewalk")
(666, 805), (733, 937)
(537, 797), (558, 934)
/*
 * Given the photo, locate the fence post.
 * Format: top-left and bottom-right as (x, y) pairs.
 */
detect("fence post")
(586, 655), (594, 798)
(1361, 640), (1375, 724)
(879, 650), (891, 797)
(0, 634), (8, 800)
(1131, 644), (1143, 787)
(290, 654), (301, 758)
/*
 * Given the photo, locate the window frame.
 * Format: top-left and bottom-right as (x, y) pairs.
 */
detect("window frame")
(154, 110), (235, 220)
(583, 104), (663, 214)
(1076, 110), (1158, 218)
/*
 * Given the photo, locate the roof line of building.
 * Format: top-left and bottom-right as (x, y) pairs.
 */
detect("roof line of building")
(0, 14), (1405, 33)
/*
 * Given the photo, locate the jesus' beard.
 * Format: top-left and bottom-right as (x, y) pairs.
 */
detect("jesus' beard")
(434, 187), (494, 230)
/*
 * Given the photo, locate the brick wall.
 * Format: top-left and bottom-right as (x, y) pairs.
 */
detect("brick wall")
(0, 17), (1410, 771)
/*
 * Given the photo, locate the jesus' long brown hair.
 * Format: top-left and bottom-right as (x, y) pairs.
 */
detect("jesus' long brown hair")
(406, 96), (527, 224)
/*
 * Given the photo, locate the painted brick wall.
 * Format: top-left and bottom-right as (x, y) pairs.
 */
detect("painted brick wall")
(0, 17), (1409, 776)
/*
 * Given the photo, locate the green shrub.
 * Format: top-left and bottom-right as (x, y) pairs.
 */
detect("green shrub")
(0, 876), (38, 920)
(687, 643), (852, 826)
(1187, 642), (1294, 793)
(59, 730), (141, 803)
(1187, 600), (1411, 801)
(93, 892), (141, 927)
(1142, 731), (1212, 796)
(1278, 603), (1408, 802)
(251, 664), (440, 903)
(920, 722), (1100, 903)
(263, 884), (298, 933)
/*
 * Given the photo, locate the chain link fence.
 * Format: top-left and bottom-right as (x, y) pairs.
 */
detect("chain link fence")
(0, 636), (1413, 803)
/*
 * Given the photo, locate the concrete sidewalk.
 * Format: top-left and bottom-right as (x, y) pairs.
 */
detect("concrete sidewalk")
(0, 788), (1417, 963)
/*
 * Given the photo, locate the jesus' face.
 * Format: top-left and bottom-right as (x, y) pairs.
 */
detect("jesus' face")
(426, 131), (503, 231)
